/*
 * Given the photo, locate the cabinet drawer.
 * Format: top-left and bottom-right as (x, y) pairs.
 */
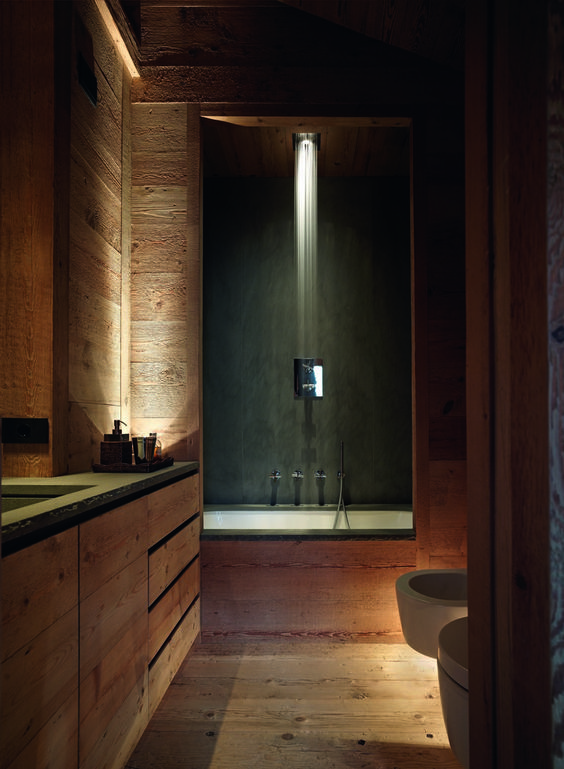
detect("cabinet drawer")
(149, 558), (200, 661)
(2, 528), (78, 661)
(148, 473), (199, 548)
(80, 496), (148, 600)
(1, 608), (79, 769)
(149, 598), (200, 718)
(149, 517), (199, 606)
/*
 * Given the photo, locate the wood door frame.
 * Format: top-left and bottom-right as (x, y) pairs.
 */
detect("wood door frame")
(466, 1), (552, 766)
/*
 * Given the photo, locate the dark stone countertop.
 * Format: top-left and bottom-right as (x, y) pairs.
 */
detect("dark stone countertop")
(1, 461), (199, 556)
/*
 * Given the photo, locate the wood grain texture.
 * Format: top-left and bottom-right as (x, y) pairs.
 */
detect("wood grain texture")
(0, 528), (79, 769)
(149, 517), (200, 605)
(201, 540), (416, 638)
(429, 459), (467, 567)
(79, 545), (148, 769)
(149, 598), (201, 718)
(1, 609), (78, 769)
(80, 670), (148, 769)
(149, 558), (201, 660)
(2, 528), (79, 662)
(0, 0), (55, 476)
(465, 1), (495, 757)
(5, 690), (79, 769)
(148, 473), (199, 547)
(80, 495), (148, 601)
(129, 638), (461, 769)
(130, 103), (201, 460)
(131, 64), (461, 107)
(69, 0), (126, 471)
(490, 1), (550, 766)
(80, 552), (148, 676)
(121, 69), (132, 428)
(548, 2), (564, 763)
(277, 0), (465, 70)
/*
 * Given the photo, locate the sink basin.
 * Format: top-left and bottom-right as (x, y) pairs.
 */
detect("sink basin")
(1, 484), (95, 514)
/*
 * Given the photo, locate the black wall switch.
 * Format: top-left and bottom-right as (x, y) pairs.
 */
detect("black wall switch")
(1, 418), (49, 444)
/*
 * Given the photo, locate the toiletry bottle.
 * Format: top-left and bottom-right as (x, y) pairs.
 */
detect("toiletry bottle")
(100, 420), (133, 465)
(149, 432), (162, 460)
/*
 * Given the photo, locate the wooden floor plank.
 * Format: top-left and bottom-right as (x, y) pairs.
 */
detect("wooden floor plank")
(126, 640), (463, 769)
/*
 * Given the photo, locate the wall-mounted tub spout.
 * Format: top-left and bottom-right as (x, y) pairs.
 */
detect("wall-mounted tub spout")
(292, 469), (304, 506)
(269, 469), (281, 506)
(314, 469), (326, 506)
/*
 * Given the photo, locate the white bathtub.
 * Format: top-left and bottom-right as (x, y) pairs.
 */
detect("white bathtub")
(203, 503), (413, 532)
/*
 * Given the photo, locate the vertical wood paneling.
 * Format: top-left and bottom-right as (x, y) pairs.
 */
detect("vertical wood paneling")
(419, 103), (467, 571)
(466, 1), (551, 767)
(130, 103), (201, 461)
(492, 1), (550, 766)
(69, 0), (125, 472)
(548, 3), (564, 762)
(465, 2), (495, 764)
(121, 72), (132, 427)
(0, 0), (55, 477)
(429, 459), (467, 568)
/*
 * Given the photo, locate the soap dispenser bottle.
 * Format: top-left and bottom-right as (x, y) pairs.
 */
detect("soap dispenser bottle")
(100, 419), (133, 465)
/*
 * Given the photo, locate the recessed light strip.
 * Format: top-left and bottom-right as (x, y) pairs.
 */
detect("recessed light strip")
(94, 0), (140, 79)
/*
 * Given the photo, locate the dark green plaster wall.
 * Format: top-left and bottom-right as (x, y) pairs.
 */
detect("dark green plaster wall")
(203, 177), (412, 506)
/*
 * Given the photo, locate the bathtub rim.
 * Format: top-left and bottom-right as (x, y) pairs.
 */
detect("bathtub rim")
(201, 501), (415, 541)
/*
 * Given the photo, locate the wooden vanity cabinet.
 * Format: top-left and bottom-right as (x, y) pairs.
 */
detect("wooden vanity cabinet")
(147, 473), (200, 717)
(79, 495), (149, 769)
(1, 529), (79, 769)
(1, 470), (200, 769)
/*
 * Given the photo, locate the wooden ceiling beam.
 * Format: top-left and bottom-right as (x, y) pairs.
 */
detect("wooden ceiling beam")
(131, 64), (462, 104)
(276, 0), (465, 70)
(201, 116), (412, 128)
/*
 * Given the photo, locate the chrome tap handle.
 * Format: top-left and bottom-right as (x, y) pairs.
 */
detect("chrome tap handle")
(292, 469), (304, 480)
(314, 469), (326, 480)
(269, 469), (281, 482)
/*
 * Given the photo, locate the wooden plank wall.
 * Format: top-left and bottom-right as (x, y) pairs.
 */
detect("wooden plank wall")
(0, 0), (131, 476)
(418, 105), (467, 571)
(130, 103), (201, 462)
(548, 3), (564, 764)
(0, 1), (56, 477)
(201, 539), (417, 639)
(68, 0), (130, 472)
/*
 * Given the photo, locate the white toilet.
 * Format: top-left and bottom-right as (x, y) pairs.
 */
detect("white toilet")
(438, 616), (469, 769)
(395, 568), (467, 658)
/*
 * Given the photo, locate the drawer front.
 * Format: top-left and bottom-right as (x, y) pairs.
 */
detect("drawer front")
(148, 474), (199, 548)
(1, 608), (79, 769)
(2, 528), (78, 661)
(148, 598), (200, 718)
(80, 496), (148, 601)
(149, 558), (200, 661)
(148, 516), (200, 606)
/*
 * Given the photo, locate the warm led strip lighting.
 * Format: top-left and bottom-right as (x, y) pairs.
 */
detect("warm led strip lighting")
(94, 0), (139, 78)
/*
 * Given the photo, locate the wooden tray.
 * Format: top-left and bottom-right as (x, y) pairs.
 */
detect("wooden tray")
(92, 456), (174, 473)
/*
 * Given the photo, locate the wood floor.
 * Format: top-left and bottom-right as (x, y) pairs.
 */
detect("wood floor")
(126, 638), (463, 769)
